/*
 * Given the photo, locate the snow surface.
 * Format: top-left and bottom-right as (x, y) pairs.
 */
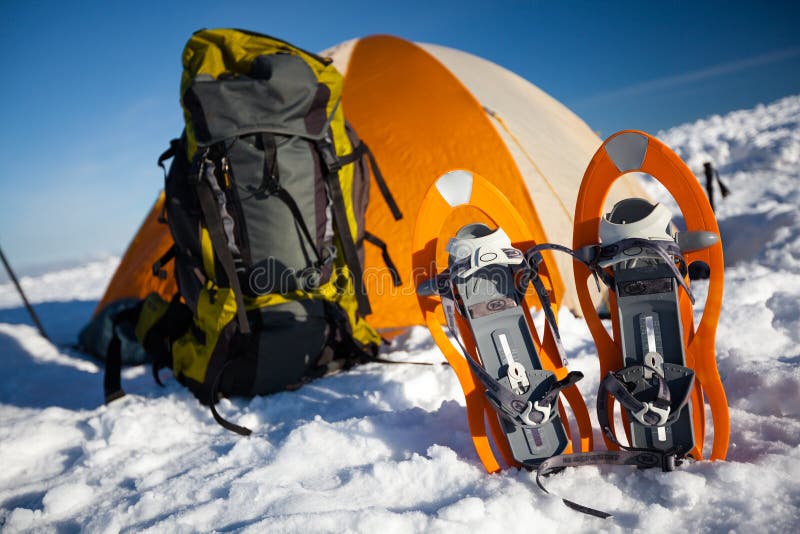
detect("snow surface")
(1, 96), (799, 532)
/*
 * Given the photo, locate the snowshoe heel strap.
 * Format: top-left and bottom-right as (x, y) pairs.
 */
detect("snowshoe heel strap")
(463, 350), (582, 429)
(601, 364), (695, 428)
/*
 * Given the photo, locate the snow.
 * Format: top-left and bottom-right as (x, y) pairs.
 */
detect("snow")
(2, 96), (800, 532)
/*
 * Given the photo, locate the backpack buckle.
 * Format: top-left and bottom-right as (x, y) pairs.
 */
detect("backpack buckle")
(316, 138), (341, 174)
(319, 244), (337, 267)
(188, 148), (210, 186)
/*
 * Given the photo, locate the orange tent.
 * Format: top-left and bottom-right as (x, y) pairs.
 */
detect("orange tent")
(96, 35), (648, 329)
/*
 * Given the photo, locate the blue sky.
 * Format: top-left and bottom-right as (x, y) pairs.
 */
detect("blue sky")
(1, 0), (799, 271)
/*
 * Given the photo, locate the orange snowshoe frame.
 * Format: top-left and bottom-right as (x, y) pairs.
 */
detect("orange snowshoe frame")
(573, 130), (729, 461)
(413, 170), (593, 473)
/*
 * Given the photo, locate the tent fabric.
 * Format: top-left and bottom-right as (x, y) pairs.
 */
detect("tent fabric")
(94, 34), (649, 329)
(95, 192), (175, 313)
(421, 43), (647, 313)
(327, 35), (649, 324)
(332, 35), (560, 330)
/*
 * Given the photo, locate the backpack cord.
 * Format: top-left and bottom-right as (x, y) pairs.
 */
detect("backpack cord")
(363, 144), (402, 221)
(209, 359), (252, 436)
(363, 231), (402, 286)
(339, 142), (403, 221)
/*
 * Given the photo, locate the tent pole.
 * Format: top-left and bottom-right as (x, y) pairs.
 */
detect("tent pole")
(0, 245), (51, 342)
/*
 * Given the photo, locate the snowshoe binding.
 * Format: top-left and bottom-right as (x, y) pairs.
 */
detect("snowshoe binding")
(413, 170), (592, 473)
(572, 130), (729, 461)
(535, 130), (729, 518)
(593, 198), (715, 456)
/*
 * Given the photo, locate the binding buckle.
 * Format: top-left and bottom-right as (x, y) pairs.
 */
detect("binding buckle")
(632, 401), (671, 426)
(520, 400), (552, 427)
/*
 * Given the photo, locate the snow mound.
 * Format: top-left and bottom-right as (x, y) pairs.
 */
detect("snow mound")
(0, 257), (119, 309)
(2, 96), (800, 532)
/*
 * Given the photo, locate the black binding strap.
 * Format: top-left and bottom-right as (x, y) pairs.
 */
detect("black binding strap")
(195, 157), (251, 334)
(316, 137), (371, 316)
(598, 369), (671, 427)
(363, 231), (402, 286)
(527, 240), (694, 304)
(525, 243), (614, 291)
(463, 348), (583, 428)
(601, 238), (693, 303)
(536, 448), (677, 519)
(209, 359), (252, 436)
(520, 247), (575, 367)
(596, 367), (694, 441)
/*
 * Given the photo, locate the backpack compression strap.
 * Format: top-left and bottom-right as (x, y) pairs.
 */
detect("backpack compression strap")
(316, 136), (372, 316)
(193, 151), (251, 334)
(249, 133), (335, 288)
(363, 231), (402, 287)
(339, 141), (403, 221)
(340, 140), (403, 287)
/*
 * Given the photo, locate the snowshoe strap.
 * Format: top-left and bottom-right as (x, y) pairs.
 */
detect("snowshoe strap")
(523, 245), (587, 367)
(527, 239), (695, 304)
(536, 365), (690, 519)
(598, 364), (695, 434)
(436, 277), (582, 429)
(463, 348), (583, 428)
(449, 248), (524, 280)
(525, 243), (614, 292)
(536, 448), (679, 519)
(601, 367), (672, 427)
(597, 237), (692, 303)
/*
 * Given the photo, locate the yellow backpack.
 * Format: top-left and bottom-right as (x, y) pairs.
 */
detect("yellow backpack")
(144, 28), (401, 433)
